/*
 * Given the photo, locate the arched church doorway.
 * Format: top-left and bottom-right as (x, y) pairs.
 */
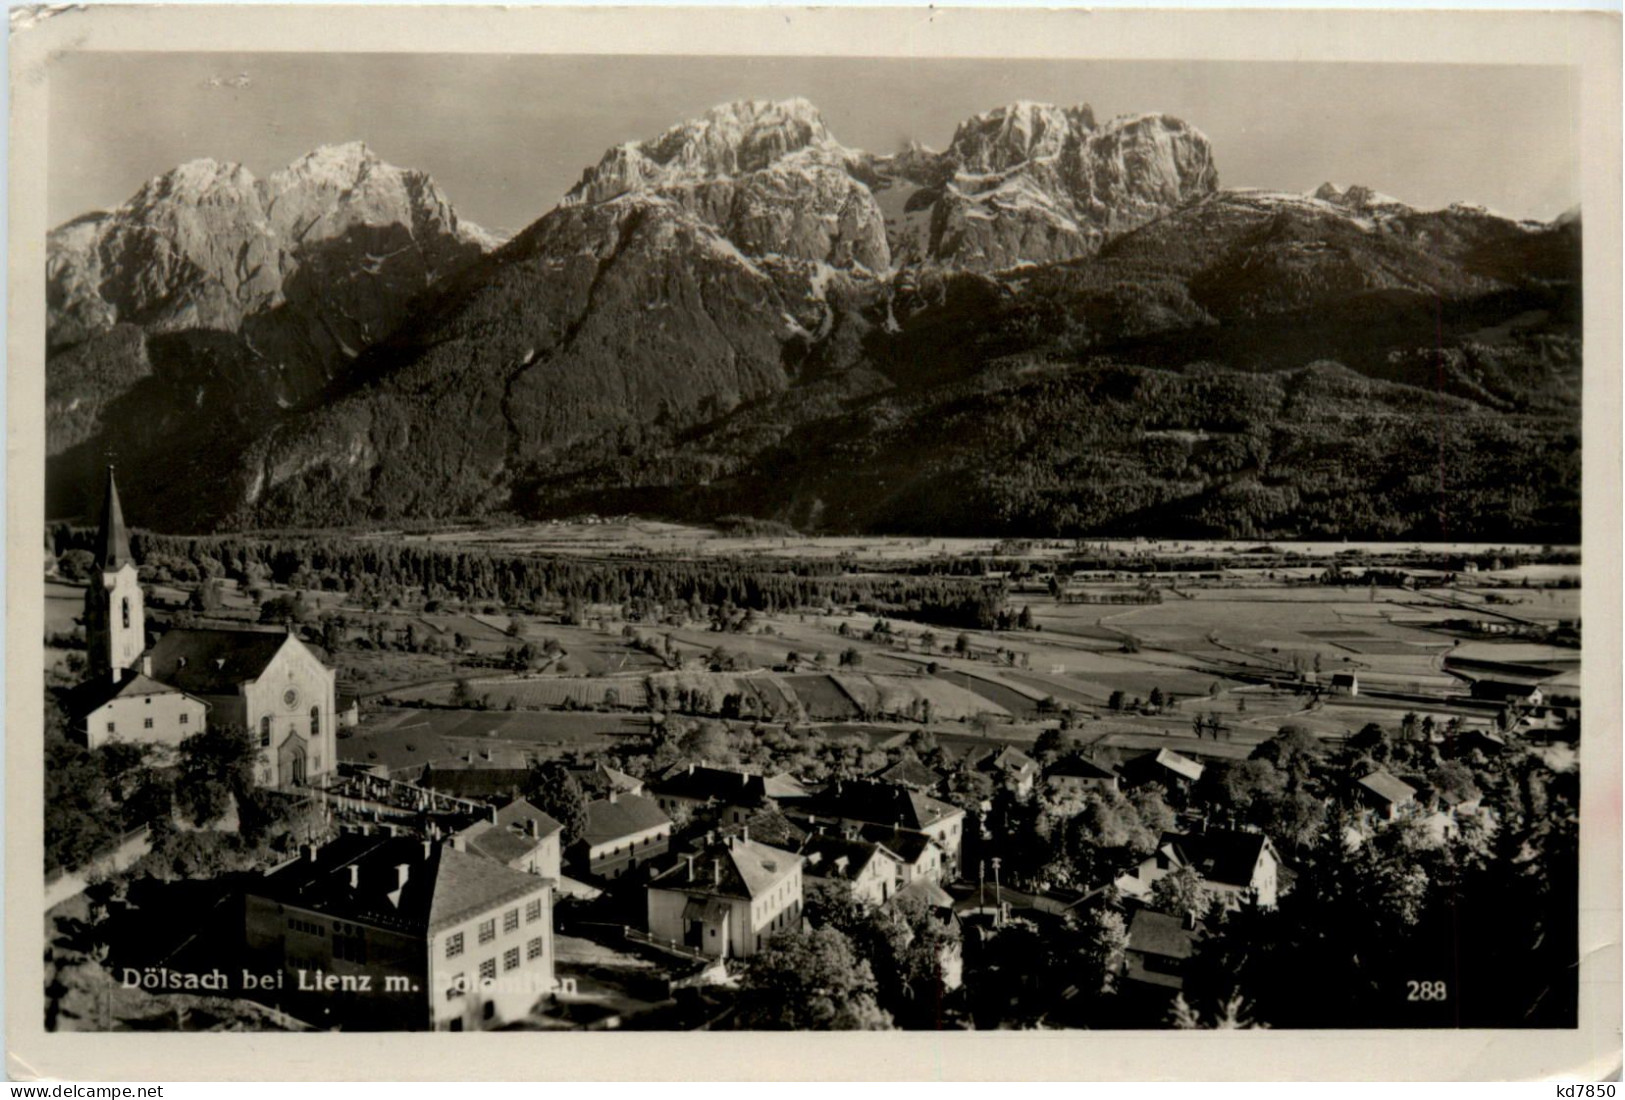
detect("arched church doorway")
(278, 732), (308, 788)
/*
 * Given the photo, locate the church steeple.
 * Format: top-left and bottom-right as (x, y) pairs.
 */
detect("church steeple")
(83, 465), (145, 679)
(94, 466), (133, 571)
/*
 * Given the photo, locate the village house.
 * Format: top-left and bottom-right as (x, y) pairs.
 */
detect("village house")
(336, 689), (362, 730)
(801, 779), (966, 879)
(1044, 755), (1122, 799)
(871, 757), (941, 791)
(1329, 672), (1359, 696)
(1117, 830), (1286, 910)
(1355, 769), (1418, 822)
(415, 763), (533, 803)
(648, 763), (809, 825)
(965, 745), (1041, 797)
(567, 762), (645, 799)
(454, 798), (564, 880)
(798, 833), (904, 906)
(64, 671), (208, 752)
(1123, 909), (1206, 996)
(1470, 679), (1544, 707)
(853, 823), (945, 886)
(645, 834), (803, 959)
(243, 833), (554, 1031)
(1119, 748), (1205, 795)
(572, 790), (672, 881)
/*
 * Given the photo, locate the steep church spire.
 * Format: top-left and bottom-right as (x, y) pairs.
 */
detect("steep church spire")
(94, 466), (133, 571)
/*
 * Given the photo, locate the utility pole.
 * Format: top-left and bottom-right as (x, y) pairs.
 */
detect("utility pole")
(991, 856), (1003, 927)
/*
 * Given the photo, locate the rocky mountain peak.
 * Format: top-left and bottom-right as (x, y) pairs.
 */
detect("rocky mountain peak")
(946, 101), (1096, 175)
(129, 158), (261, 212)
(267, 141), (380, 191)
(1311, 182), (1412, 217)
(565, 97), (845, 206)
(561, 97), (887, 270)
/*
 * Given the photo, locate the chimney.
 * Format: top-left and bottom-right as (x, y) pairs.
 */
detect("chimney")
(686, 855), (696, 882)
(303, 842), (320, 863)
(395, 863), (411, 889)
(489, 803), (499, 824)
(140, 655), (152, 677)
(712, 858), (722, 885)
(527, 818), (539, 839)
(450, 835), (466, 852)
(348, 865), (361, 889)
(608, 790), (619, 804)
(741, 825), (750, 844)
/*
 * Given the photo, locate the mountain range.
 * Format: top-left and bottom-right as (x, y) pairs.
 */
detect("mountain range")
(45, 99), (1581, 540)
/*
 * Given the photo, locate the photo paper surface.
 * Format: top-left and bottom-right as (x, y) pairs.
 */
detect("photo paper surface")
(7, 4), (1620, 1081)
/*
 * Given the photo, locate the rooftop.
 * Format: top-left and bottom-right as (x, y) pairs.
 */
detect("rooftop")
(63, 670), (200, 719)
(798, 834), (897, 882)
(1162, 830), (1277, 890)
(807, 778), (962, 831)
(1357, 769), (1418, 806)
(967, 745), (1038, 776)
(581, 792), (671, 847)
(871, 757), (940, 790)
(250, 834), (548, 936)
(648, 836), (801, 901)
(417, 765), (532, 801)
(1045, 755), (1120, 783)
(1128, 908), (1203, 961)
(457, 798), (564, 865)
(1147, 748), (1205, 783)
(145, 627), (305, 696)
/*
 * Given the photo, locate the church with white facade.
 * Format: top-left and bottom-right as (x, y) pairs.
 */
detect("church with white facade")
(67, 468), (338, 789)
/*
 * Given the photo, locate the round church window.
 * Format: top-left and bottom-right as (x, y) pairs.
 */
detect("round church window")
(283, 687), (301, 710)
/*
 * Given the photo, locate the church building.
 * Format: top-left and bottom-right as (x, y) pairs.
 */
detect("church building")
(69, 467), (339, 789)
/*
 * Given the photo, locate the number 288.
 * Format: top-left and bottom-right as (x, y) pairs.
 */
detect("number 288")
(1407, 980), (1448, 1002)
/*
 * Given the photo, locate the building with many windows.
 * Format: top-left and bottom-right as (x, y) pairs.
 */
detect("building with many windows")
(244, 833), (555, 1030)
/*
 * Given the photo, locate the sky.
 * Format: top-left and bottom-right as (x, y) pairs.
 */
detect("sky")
(49, 53), (1580, 233)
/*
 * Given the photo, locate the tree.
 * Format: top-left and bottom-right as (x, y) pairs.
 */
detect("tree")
(1075, 905), (1130, 994)
(1108, 690), (1126, 712)
(1149, 865), (1210, 918)
(733, 926), (893, 1030)
(258, 592), (309, 625)
(954, 633), (971, 656)
(176, 724), (257, 827)
(1034, 726), (1069, 762)
(450, 678), (475, 708)
(524, 762), (588, 845)
(1349, 721), (1390, 760)
(678, 721), (731, 764)
(188, 580), (224, 614)
(45, 733), (119, 873)
(1148, 687), (1165, 710)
